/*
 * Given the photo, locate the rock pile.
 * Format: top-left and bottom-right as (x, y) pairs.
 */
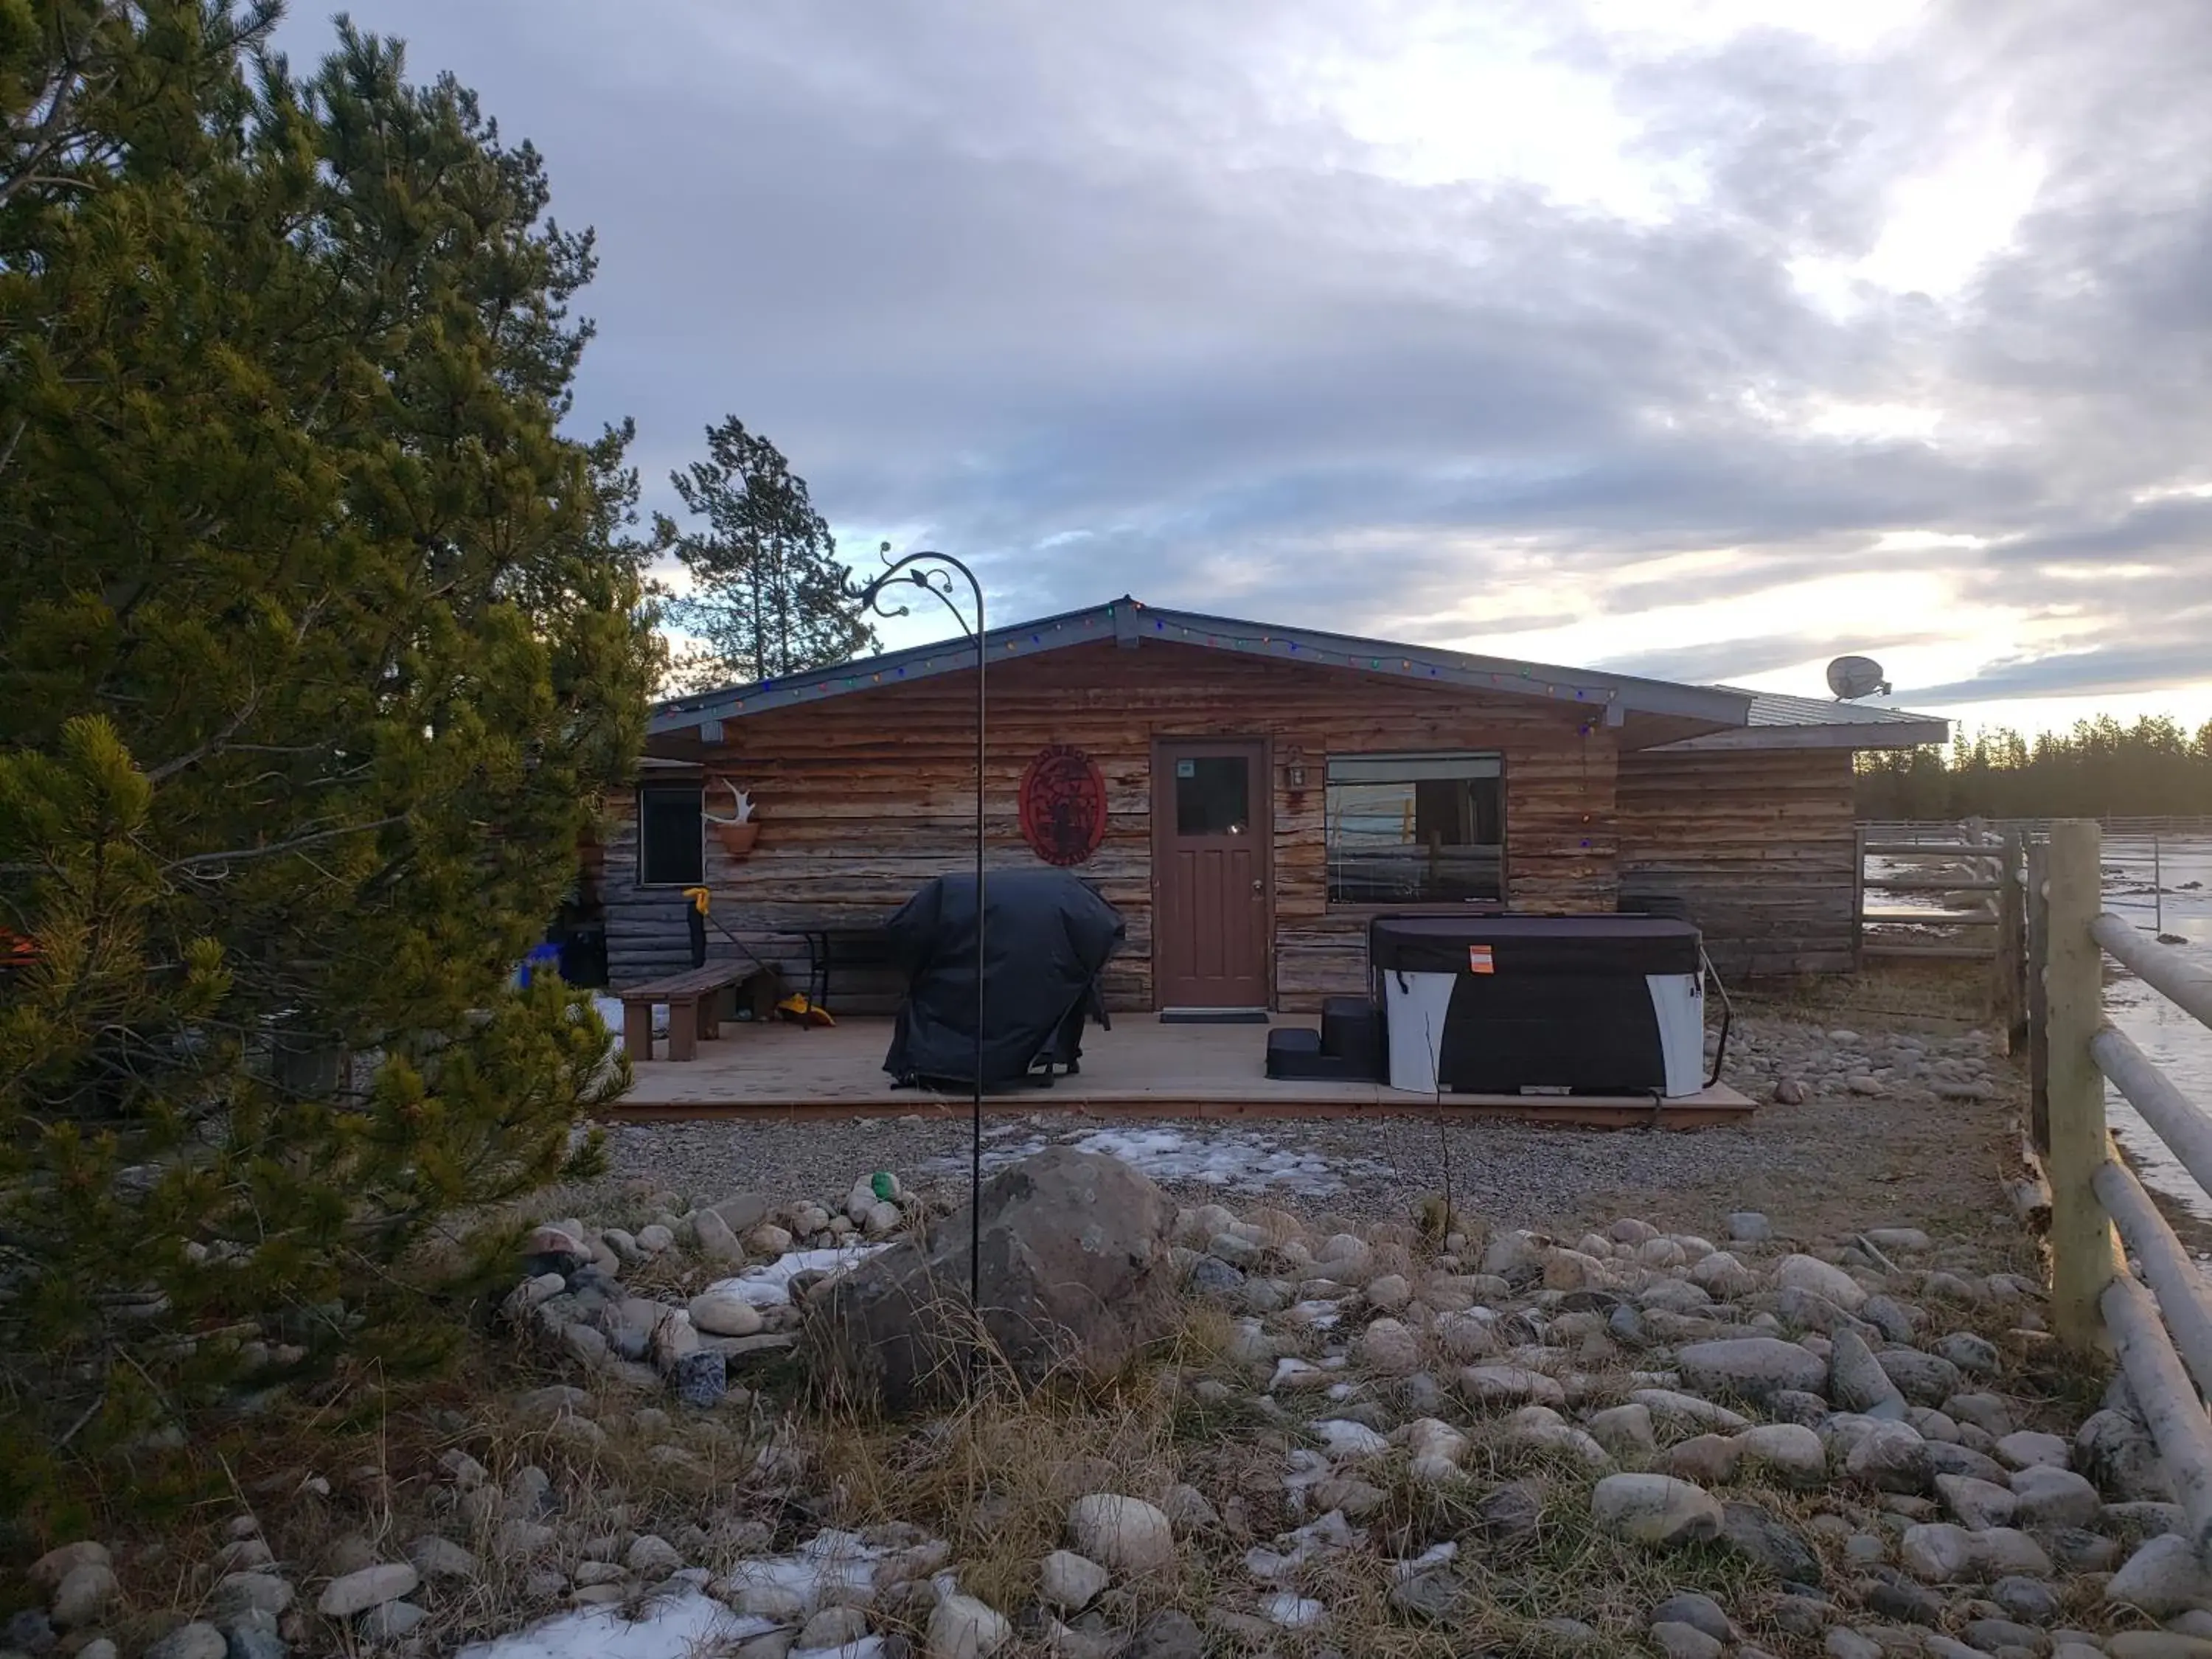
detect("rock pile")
(1164, 1196), (2203, 1658)
(36, 1154), (2212, 1659)
(495, 1168), (922, 1406)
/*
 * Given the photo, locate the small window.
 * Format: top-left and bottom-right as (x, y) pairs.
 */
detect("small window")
(1326, 751), (1503, 903)
(637, 783), (703, 886)
(1174, 754), (1251, 835)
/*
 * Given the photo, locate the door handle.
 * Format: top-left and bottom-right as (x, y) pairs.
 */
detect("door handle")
(1251, 878), (1264, 894)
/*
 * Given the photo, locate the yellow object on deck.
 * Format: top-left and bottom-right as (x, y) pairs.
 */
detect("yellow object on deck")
(776, 992), (837, 1028)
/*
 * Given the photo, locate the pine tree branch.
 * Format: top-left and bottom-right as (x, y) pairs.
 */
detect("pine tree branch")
(143, 689), (262, 785)
(165, 816), (406, 874)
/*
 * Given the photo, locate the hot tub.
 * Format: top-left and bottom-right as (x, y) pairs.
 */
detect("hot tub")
(1370, 914), (1705, 1097)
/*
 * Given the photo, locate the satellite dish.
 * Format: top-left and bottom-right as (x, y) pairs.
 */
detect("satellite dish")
(1826, 655), (1892, 700)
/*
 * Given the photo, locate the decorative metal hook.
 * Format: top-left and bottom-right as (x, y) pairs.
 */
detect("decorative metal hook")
(855, 543), (981, 640)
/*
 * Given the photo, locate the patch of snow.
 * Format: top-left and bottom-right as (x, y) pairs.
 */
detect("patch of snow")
(1286, 1300), (1342, 1330)
(757, 1529), (885, 1609)
(706, 1245), (889, 1308)
(1281, 1448), (1332, 1505)
(591, 995), (665, 1038)
(1308, 1419), (1388, 1459)
(453, 1589), (771, 1659)
(1264, 1592), (1326, 1630)
(1391, 1541), (1458, 1582)
(456, 1534), (917, 1658)
(928, 1124), (1391, 1198)
(1244, 1509), (1367, 1581)
(1269, 1357), (1325, 1391)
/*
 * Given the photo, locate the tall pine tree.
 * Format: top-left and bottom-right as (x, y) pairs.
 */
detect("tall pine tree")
(664, 415), (876, 691)
(0, 2), (661, 1525)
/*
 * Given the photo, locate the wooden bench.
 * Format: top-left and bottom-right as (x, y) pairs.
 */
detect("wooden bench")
(616, 964), (746, 1062)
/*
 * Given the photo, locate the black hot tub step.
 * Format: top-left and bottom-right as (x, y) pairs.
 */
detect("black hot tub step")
(1320, 995), (1381, 1065)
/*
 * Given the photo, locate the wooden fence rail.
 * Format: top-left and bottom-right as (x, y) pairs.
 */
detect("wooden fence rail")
(2036, 818), (2212, 1557)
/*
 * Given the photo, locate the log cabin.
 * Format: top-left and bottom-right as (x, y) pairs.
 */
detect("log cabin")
(602, 597), (1947, 1011)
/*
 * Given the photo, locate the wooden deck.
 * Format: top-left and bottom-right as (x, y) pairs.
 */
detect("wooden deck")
(608, 1018), (1754, 1128)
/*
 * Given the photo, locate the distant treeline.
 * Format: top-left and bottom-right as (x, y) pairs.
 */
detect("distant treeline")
(1855, 715), (2212, 821)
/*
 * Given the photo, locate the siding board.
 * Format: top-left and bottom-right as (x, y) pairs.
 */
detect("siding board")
(1617, 747), (1857, 977)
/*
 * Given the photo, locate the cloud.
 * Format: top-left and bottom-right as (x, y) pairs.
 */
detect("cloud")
(1904, 625), (2212, 704)
(278, 0), (2212, 720)
(1597, 630), (1950, 685)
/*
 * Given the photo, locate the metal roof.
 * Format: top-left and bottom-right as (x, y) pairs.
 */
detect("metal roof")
(1649, 686), (1950, 751)
(649, 595), (1753, 737)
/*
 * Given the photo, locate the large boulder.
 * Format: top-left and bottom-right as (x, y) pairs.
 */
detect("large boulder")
(801, 1149), (1177, 1411)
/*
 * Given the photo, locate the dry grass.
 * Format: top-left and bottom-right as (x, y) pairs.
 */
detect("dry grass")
(1732, 959), (1999, 1030)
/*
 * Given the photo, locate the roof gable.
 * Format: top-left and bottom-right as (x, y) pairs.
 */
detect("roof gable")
(649, 595), (1754, 737)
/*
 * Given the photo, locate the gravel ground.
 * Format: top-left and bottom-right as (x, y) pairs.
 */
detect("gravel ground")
(594, 1008), (2029, 1248)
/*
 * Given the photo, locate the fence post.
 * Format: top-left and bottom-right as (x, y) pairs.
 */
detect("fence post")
(1994, 827), (2026, 1046)
(2045, 818), (2115, 1354)
(2027, 837), (2051, 1152)
(1852, 822), (1867, 969)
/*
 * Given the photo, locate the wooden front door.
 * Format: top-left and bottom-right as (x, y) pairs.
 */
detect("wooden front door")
(1152, 738), (1271, 1010)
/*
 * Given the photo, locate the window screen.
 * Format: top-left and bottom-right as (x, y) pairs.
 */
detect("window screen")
(1326, 751), (1503, 903)
(637, 784), (703, 886)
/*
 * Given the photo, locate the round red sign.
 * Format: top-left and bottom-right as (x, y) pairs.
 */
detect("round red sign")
(1018, 744), (1107, 866)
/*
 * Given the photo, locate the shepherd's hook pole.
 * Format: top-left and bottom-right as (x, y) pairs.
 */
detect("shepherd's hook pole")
(855, 549), (987, 1308)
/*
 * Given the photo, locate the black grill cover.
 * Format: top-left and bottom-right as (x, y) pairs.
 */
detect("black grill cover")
(1368, 913), (1700, 976)
(882, 869), (1125, 1088)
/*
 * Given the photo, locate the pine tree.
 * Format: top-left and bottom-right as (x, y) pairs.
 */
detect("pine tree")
(663, 415), (876, 692)
(0, 4), (661, 1524)
(1857, 716), (2212, 818)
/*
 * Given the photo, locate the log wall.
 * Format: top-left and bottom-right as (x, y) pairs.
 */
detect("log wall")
(1616, 745), (1858, 977)
(609, 639), (1622, 1011)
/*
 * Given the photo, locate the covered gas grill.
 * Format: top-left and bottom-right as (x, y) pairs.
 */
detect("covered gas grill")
(1368, 914), (1706, 1097)
(880, 869), (1124, 1090)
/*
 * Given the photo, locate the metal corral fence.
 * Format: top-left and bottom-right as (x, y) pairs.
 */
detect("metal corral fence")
(1868, 818), (2212, 839)
(2034, 819), (2212, 1551)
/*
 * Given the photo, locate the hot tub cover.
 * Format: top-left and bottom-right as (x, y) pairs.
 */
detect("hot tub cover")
(1368, 913), (1700, 976)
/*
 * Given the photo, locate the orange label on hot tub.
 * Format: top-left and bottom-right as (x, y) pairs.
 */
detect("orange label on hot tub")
(1467, 945), (1495, 973)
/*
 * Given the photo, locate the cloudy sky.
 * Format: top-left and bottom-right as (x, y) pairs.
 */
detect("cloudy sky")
(280, 0), (2212, 733)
